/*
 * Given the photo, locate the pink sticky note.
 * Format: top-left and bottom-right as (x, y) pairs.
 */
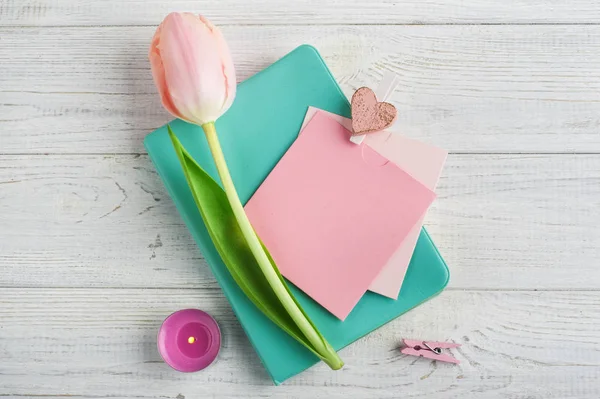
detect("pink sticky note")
(301, 107), (448, 299)
(245, 110), (436, 320)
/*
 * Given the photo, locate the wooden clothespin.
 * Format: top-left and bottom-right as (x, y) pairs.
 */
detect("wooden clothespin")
(400, 339), (461, 364)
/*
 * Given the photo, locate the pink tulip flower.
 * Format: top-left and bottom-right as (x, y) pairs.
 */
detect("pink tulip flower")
(149, 12), (236, 126)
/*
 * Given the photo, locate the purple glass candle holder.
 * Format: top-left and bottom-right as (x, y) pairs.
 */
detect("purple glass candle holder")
(157, 309), (221, 372)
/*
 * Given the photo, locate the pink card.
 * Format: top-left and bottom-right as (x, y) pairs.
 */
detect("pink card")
(301, 107), (447, 299)
(245, 110), (436, 320)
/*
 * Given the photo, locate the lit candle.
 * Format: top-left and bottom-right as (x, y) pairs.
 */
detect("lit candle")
(157, 309), (221, 372)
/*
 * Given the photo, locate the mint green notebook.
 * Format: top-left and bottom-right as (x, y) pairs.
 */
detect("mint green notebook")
(144, 45), (449, 384)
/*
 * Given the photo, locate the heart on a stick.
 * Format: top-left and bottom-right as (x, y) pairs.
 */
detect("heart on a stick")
(351, 87), (397, 136)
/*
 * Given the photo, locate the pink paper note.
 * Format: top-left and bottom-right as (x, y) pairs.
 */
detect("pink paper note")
(245, 110), (436, 320)
(301, 107), (448, 299)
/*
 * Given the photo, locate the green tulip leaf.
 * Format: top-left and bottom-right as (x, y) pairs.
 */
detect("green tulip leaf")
(168, 127), (342, 369)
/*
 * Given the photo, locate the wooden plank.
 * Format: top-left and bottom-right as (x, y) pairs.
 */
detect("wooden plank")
(1, 154), (599, 290)
(3, 25), (600, 154)
(0, 288), (598, 397)
(3, 0), (600, 26)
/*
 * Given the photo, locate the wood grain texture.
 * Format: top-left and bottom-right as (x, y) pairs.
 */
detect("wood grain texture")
(3, 25), (600, 154)
(0, 288), (598, 398)
(3, 0), (600, 26)
(1, 154), (599, 290)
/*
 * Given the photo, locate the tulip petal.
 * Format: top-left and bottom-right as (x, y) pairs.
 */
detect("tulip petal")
(149, 22), (185, 121)
(199, 15), (237, 114)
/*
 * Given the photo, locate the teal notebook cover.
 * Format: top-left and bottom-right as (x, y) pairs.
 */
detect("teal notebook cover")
(144, 45), (449, 384)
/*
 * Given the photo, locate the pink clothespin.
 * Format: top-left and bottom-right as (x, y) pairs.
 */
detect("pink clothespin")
(400, 339), (461, 364)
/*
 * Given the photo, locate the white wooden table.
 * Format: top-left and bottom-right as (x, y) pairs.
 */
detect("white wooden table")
(1, 1), (600, 397)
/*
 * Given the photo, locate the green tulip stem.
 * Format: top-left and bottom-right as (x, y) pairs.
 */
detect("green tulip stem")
(202, 122), (343, 370)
